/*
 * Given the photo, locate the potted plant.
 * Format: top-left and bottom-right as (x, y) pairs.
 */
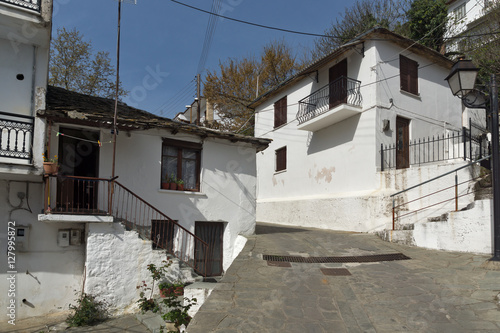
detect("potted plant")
(176, 178), (184, 191)
(161, 174), (170, 190)
(168, 173), (177, 191)
(158, 281), (184, 297)
(42, 154), (59, 174)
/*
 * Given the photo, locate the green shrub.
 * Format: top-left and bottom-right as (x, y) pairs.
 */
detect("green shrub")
(66, 293), (109, 327)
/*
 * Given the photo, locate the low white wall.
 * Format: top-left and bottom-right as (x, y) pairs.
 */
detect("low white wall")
(413, 199), (493, 254)
(257, 191), (393, 232)
(257, 161), (477, 232)
(84, 222), (195, 314)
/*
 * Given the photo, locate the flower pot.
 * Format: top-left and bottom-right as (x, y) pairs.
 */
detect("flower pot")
(169, 182), (177, 190)
(161, 182), (170, 190)
(43, 162), (59, 175)
(160, 286), (184, 297)
(177, 184), (184, 191)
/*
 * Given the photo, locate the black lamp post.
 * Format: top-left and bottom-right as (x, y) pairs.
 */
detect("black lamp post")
(445, 59), (499, 261)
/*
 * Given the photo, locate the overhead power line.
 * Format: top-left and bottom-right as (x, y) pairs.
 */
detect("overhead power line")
(171, 0), (499, 41)
(170, 0), (342, 39)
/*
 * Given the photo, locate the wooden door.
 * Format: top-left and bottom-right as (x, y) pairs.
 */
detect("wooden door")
(396, 117), (410, 169)
(329, 59), (347, 109)
(195, 222), (224, 277)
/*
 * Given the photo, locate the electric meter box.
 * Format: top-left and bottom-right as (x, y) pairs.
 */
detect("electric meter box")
(15, 225), (30, 251)
(58, 230), (70, 247)
(70, 229), (82, 245)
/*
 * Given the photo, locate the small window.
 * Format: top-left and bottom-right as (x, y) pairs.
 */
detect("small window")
(161, 139), (202, 191)
(275, 146), (287, 172)
(400, 55), (418, 95)
(453, 3), (466, 20)
(274, 96), (287, 128)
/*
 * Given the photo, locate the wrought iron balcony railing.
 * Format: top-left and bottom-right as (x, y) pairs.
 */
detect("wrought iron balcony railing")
(0, 111), (34, 163)
(296, 76), (362, 125)
(0, 0), (41, 12)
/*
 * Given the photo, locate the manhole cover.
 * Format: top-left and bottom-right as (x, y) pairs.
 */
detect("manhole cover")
(267, 261), (291, 267)
(321, 268), (351, 276)
(263, 253), (410, 263)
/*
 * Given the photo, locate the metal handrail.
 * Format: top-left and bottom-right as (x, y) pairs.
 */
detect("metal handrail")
(390, 155), (491, 230)
(390, 155), (491, 198)
(0, 111), (35, 162)
(0, 0), (41, 12)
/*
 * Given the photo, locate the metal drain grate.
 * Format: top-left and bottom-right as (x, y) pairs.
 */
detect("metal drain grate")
(321, 268), (351, 276)
(267, 261), (292, 267)
(263, 253), (410, 263)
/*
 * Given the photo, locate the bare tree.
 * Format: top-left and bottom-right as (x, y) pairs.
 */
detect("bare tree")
(49, 27), (127, 99)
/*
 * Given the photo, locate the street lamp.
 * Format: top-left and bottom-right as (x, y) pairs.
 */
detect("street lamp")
(445, 59), (499, 261)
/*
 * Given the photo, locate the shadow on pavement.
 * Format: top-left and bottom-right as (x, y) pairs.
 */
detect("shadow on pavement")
(255, 223), (307, 235)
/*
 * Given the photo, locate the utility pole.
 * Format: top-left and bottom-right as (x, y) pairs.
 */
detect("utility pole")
(196, 74), (201, 125)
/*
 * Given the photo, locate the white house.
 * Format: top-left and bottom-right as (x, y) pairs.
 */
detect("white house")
(0, 0), (54, 324)
(445, 0), (499, 54)
(33, 85), (269, 315)
(252, 27), (490, 251)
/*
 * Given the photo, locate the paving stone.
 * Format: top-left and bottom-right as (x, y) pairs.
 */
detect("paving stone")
(187, 223), (500, 333)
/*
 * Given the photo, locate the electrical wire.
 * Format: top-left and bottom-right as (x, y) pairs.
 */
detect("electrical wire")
(153, 78), (197, 117)
(197, 0), (222, 75)
(171, 0), (499, 42)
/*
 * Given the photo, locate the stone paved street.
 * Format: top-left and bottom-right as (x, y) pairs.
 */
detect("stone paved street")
(188, 223), (500, 333)
(3, 222), (500, 333)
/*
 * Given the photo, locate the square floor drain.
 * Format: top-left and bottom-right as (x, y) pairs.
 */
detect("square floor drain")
(267, 261), (291, 267)
(321, 268), (351, 276)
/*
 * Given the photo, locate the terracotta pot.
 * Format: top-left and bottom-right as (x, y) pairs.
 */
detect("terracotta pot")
(161, 182), (169, 190)
(177, 184), (184, 191)
(169, 182), (177, 190)
(43, 162), (59, 175)
(160, 286), (184, 297)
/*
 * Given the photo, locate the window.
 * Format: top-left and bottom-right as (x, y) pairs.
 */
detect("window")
(453, 3), (466, 20)
(274, 96), (287, 128)
(275, 146), (286, 172)
(400, 55), (419, 95)
(161, 138), (201, 191)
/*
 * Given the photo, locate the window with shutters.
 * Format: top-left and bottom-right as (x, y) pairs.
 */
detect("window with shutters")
(161, 138), (201, 191)
(275, 146), (287, 172)
(274, 96), (287, 128)
(400, 55), (419, 95)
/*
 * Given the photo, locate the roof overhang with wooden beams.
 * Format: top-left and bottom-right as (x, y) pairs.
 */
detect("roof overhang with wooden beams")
(248, 27), (455, 110)
(39, 85), (271, 152)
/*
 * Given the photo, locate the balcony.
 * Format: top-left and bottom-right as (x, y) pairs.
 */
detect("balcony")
(0, 0), (41, 12)
(0, 111), (34, 164)
(296, 76), (362, 132)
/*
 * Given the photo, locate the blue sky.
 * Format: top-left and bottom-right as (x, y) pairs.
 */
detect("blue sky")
(52, 0), (356, 118)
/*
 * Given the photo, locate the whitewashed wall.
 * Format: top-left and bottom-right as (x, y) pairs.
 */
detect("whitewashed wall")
(84, 222), (194, 314)
(0, 180), (85, 321)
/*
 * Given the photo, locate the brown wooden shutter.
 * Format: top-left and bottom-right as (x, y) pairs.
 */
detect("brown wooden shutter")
(275, 146), (286, 172)
(400, 55), (418, 95)
(274, 96), (287, 128)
